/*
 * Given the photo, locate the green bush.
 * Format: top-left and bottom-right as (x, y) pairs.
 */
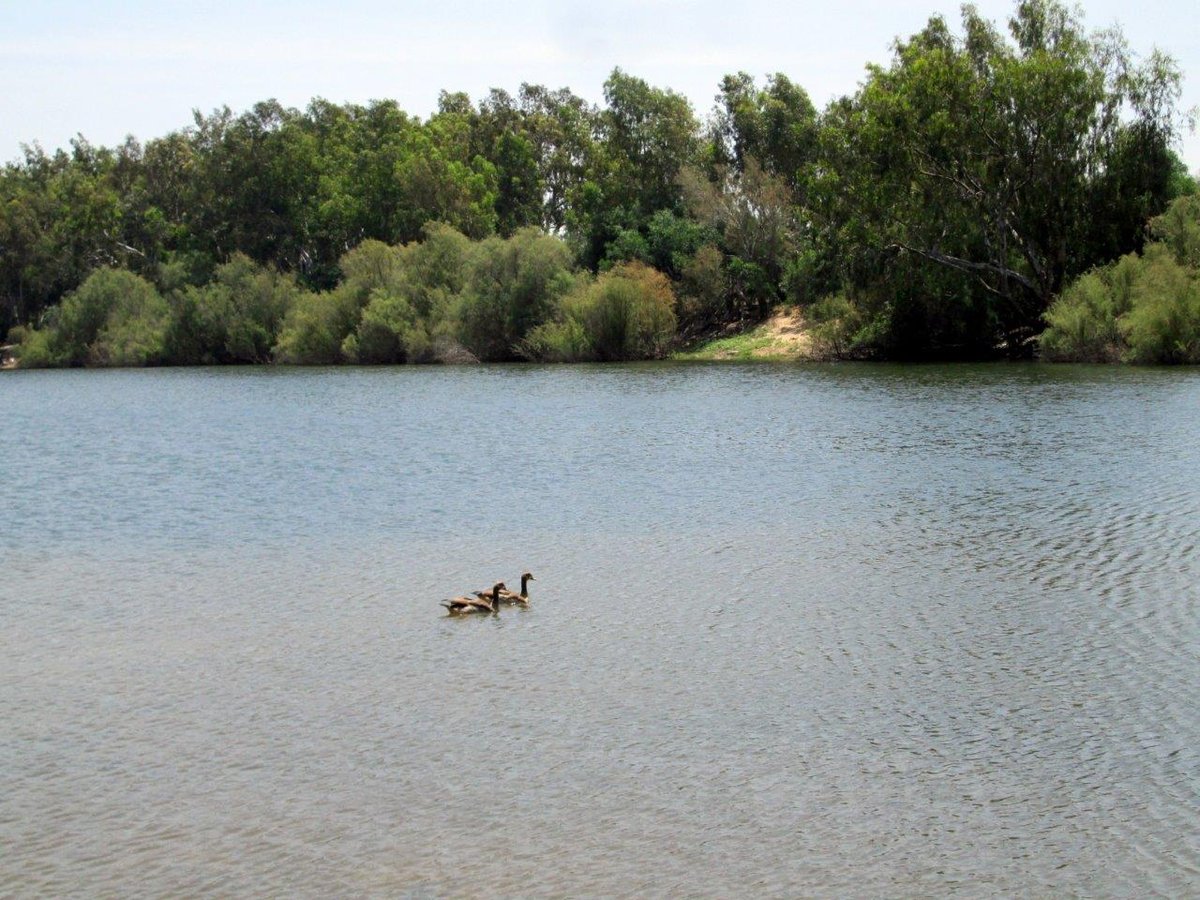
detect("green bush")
(523, 262), (677, 361)
(1040, 263), (1128, 362)
(804, 292), (893, 359)
(346, 289), (433, 363)
(455, 227), (576, 361)
(1150, 191), (1200, 268)
(337, 239), (405, 302)
(18, 268), (169, 367)
(167, 254), (301, 364)
(13, 328), (60, 368)
(397, 223), (471, 321)
(1120, 245), (1200, 364)
(273, 288), (357, 364)
(1043, 241), (1200, 364)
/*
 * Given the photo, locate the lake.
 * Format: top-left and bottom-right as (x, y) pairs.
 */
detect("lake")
(2, 362), (1198, 896)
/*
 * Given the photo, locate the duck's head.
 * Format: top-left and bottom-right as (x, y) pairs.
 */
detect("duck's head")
(521, 572), (535, 583)
(491, 582), (506, 608)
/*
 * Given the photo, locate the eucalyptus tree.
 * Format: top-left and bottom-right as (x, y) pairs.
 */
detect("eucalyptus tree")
(569, 69), (702, 269)
(517, 83), (599, 234)
(816, 0), (1184, 354)
(709, 72), (819, 191)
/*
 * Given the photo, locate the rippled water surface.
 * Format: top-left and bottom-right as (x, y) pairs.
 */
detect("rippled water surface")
(2, 363), (1198, 896)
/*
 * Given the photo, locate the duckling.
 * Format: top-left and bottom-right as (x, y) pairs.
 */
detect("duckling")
(473, 571), (535, 606)
(441, 582), (504, 616)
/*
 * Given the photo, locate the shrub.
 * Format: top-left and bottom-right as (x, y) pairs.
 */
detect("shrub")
(1119, 245), (1200, 364)
(1040, 265), (1128, 362)
(1150, 191), (1200, 268)
(397, 222), (471, 321)
(807, 293), (879, 359)
(166, 254), (301, 364)
(13, 328), (60, 368)
(338, 239), (405, 302)
(522, 262), (677, 362)
(92, 283), (171, 366)
(455, 228), (576, 361)
(18, 268), (169, 367)
(272, 288), (357, 364)
(346, 289), (432, 363)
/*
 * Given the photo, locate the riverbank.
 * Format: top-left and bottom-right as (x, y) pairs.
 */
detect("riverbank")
(672, 307), (818, 361)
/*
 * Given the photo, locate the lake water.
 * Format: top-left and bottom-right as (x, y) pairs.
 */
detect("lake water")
(2, 363), (1198, 897)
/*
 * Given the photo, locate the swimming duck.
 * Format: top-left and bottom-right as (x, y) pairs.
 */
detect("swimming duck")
(474, 572), (535, 606)
(441, 582), (505, 615)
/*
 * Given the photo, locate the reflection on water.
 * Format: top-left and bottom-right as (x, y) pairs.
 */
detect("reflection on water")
(2, 363), (1198, 896)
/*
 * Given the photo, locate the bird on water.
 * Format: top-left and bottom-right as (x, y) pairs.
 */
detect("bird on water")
(441, 582), (505, 615)
(473, 571), (535, 606)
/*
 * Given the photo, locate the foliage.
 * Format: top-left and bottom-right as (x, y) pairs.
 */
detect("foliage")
(272, 288), (355, 364)
(1150, 192), (1200, 268)
(454, 227), (577, 361)
(812, 0), (1184, 355)
(0, 1), (1192, 367)
(1043, 193), (1200, 364)
(1040, 259), (1133, 362)
(807, 293), (877, 359)
(166, 253), (300, 363)
(522, 262), (676, 361)
(1119, 245), (1200, 364)
(708, 72), (819, 190)
(676, 244), (727, 330)
(18, 268), (168, 367)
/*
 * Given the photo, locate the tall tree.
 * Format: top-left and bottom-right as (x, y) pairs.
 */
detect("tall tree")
(817, 0), (1184, 352)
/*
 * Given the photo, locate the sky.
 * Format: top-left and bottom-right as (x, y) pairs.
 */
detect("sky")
(1, 0), (1197, 171)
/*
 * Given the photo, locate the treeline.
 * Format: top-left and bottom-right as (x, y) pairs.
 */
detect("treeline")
(2, 0), (1196, 367)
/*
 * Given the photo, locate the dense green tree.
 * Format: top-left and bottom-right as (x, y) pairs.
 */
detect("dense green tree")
(568, 69), (702, 269)
(517, 84), (598, 233)
(709, 72), (818, 189)
(815, 0), (1184, 354)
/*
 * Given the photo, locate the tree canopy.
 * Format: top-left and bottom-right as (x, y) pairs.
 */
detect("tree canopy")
(2, 1), (1193, 365)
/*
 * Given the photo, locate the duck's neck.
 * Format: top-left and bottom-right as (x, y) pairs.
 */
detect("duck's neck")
(520, 574), (530, 598)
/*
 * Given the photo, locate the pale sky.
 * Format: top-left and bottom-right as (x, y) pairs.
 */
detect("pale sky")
(1, 0), (1196, 171)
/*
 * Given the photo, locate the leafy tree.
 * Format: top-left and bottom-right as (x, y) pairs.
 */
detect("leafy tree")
(815, 0), (1184, 354)
(682, 160), (800, 319)
(517, 84), (598, 233)
(569, 70), (701, 269)
(709, 72), (818, 189)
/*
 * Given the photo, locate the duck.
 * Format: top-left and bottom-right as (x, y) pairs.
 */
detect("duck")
(441, 582), (505, 616)
(473, 571), (535, 606)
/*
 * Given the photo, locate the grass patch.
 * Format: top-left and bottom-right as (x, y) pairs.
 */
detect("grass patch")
(672, 308), (814, 361)
(674, 329), (776, 360)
